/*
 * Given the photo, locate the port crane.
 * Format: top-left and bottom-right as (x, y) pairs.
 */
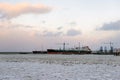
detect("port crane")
(104, 42), (113, 48)
(57, 42), (69, 50)
(104, 42), (114, 53)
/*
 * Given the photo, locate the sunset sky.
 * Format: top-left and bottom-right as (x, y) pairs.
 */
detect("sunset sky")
(0, 0), (120, 51)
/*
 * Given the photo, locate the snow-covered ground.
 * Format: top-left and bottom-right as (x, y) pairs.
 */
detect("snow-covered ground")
(0, 54), (120, 80)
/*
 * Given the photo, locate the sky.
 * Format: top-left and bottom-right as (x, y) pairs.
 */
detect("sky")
(0, 0), (120, 51)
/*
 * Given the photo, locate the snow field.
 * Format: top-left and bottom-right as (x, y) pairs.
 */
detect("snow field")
(0, 62), (120, 80)
(0, 54), (120, 80)
(0, 54), (120, 65)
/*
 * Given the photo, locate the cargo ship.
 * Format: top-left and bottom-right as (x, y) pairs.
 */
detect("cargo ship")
(47, 46), (92, 54)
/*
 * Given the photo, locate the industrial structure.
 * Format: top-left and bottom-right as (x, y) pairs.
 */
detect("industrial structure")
(32, 41), (120, 56)
(47, 46), (91, 54)
(32, 44), (92, 54)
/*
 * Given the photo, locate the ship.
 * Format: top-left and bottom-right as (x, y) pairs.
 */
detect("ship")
(47, 46), (92, 54)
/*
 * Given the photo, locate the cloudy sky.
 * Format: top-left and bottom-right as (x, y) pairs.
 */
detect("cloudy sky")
(0, 0), (120, 51)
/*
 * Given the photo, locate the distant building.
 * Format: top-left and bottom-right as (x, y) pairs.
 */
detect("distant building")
(114, 48), (120, 56)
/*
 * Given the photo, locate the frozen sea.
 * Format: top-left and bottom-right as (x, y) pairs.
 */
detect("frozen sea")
(0, 54), (120, 80)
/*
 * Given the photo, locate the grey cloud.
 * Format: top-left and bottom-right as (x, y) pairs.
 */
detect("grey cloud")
(0, 21), (33, 29)
(35, 31), (62, 37)
(57, 26), (63, 30)
(66, 29), (81, 36)
(42, 20), (46, 24)
(69, 22), (77, 26)
(11, 25), (33, 28)
(98, 20), (120, 31)
(43, 31), (63, 37)
(55, 32), (63, 36)
(0, 12), (6, 19)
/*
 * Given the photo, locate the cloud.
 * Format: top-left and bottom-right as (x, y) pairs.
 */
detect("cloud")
(57, 26), (63, 30)
(66, 29), (81, 36)
(42, 28), (81, 37)
(69, 22), (77, 26)
(34, 30), (63, 37)
(98, 20), (120, 31)
(43, 31), (63, 37)
(0, 21), (33, 29)
(0, 3), (52, 19)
